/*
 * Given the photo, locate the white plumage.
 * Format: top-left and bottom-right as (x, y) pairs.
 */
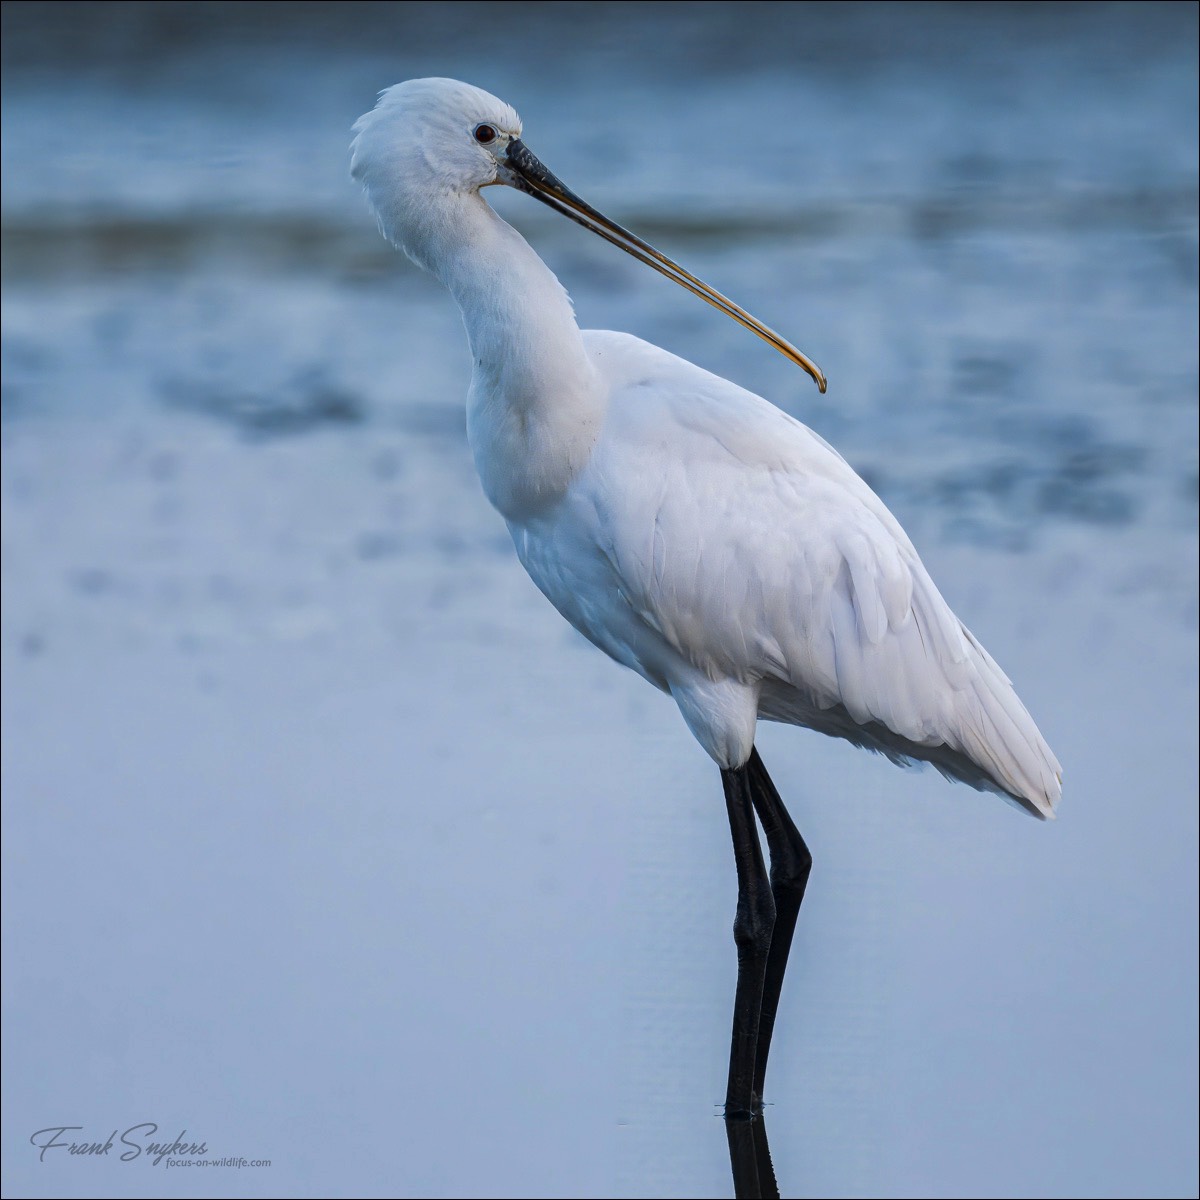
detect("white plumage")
(350, 77), (1062, 818)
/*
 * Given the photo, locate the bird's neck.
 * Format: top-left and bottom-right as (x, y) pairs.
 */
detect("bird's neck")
(420, 190), (602, 521)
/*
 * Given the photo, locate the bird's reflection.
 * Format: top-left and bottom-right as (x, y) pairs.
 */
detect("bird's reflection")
(725, 1112), (780, 1200)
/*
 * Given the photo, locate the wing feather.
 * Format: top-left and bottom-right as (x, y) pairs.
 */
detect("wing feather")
(579, 330), (1062, 814)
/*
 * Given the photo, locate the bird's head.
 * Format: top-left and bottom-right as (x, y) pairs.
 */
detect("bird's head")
(350, 78), (521, 214)
(351, 77), (826, 393)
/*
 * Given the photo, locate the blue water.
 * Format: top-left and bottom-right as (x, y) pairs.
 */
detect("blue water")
(3, 4), (1197, 1198)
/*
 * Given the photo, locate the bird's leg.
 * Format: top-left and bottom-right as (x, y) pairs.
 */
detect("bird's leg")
(746, 746), (812, 1106)
(752, 1113), (781, 1200)
(721, 761), (776, 1122)
(724, 1110), (781, 1200)
(725, 1114), (762, 1198)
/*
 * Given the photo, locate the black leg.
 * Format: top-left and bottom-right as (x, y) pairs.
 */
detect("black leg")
(725, 1112), (762, 1199)
(746, 746), (812, 1105)
(720, 761), (776, 1122)
(725, 1110), (782, 1200)
(751, 1114), (781, 1200)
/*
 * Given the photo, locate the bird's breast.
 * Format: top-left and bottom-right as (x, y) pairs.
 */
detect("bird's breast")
(506, 503), (681, 695)
(465, 372), (604, 523)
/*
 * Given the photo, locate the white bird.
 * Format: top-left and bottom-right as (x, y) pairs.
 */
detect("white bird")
(350, 78), (1061, 1133)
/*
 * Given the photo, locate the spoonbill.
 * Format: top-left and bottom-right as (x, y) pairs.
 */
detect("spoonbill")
(350, 77), (1061, 1126)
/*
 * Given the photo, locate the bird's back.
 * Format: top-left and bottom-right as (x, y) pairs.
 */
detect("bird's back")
(524, 330), (1062, 817)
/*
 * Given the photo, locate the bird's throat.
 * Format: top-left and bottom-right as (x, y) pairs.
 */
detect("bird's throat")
(438, 193), (604, 520)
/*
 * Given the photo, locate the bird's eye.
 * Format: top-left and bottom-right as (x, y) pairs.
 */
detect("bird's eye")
(474, 124), (498, 145)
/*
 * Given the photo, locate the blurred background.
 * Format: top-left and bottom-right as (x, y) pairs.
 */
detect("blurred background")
(2, 3), (1196, 1197)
